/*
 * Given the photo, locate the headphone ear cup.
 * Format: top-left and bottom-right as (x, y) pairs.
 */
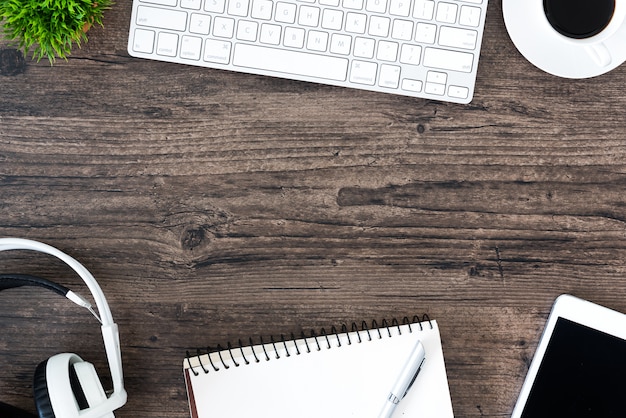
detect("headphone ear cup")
(70, 361), (107, 409)
(33, 354), (103, 418)
(33, 360), (55, 418)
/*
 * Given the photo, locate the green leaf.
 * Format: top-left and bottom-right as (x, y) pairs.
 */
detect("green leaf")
(0, 0), (113, 63)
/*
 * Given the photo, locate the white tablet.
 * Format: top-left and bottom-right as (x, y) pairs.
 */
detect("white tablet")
(512, 294), (626, 417)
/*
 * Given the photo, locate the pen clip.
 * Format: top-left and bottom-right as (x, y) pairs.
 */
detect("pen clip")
(402, 357), (425, 400)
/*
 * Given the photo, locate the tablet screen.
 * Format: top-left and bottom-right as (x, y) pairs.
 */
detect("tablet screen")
(521, 317), (626, 417)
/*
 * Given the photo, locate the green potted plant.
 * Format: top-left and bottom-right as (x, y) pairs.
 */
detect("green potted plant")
(0, 0), (111, 64)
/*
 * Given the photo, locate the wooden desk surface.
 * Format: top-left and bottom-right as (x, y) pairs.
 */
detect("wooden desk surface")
(2, 0), (626, 416)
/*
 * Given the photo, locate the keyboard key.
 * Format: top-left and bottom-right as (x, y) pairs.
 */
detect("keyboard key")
(180, 35), (202, 59)
(275, 2), (296, 23)
(260, 23), (282, 44)
(132, 28), (155, 53)
(378, 64), (400, 88)
(298, 5), (320, 26)
(436, 2), (457, 23)
(136, 5), (188, 31)
(157, 32), (178, 56)
(369, 16), (390, 37)
(330, 33), (351, 54)
(399, 44), (421, 65)
(204, 39), (232, 63)
(236, 20), (258, 41)
(413, 0), (434, 20)
(389, 0), (410, 16)
(426, 70), (446, 84)
(320, 0), (340, 6)
(251, 0), (273, 19)
(321, 9), (344, 30)
(376, 40), (398, 61)
(233, 44), (349, 81)
(438, 26), (478, 50)
(353, 37), (375, 58)
(189, 13), (211, 34)
(307, 30), (329, 52)
(228, 0), (250, 16)
(181, 0), (201, 9)
(401, 78), (422, 92)
(343, 0), (363, 9)
(213, 16), (235, 37)
(423, 47), (473, 72)
(345, 12), (367, 33)
(283, 27), (305, 48)
(205, 0), (225, 12)
(349, 60), (377, 85)
(459, 5), (481, 27)
(425, 81), (445, 95)
(391, 19), (413, 40)
(448, 85), (469, 99)
(140, 0), (177, 7)
(366, 0), (387, 13)
(415, 22), (436, 43)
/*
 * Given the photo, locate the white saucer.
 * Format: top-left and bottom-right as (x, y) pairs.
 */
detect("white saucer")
(503, 0), (626, 78)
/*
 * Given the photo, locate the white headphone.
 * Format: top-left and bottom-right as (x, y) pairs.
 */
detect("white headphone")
(0, 238), (127, 418)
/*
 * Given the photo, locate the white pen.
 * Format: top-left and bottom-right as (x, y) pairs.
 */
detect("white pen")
(378, 340), (426, 418)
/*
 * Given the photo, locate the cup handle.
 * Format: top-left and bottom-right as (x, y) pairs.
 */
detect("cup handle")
(585, 42), (612, 67)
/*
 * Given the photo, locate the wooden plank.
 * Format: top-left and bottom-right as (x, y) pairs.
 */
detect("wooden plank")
(2, 0), (626, 416)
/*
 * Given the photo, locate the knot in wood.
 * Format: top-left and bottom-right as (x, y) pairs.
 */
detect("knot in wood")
(181, 227), (207, 250)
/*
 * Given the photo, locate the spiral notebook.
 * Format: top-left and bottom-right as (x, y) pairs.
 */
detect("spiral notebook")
(183, 316), (454, 417)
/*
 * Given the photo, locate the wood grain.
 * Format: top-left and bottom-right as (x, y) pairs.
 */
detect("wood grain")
(2, 0), (626, 416)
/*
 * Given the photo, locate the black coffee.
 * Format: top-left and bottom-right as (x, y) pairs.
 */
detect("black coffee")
(544, 0), (615, 39)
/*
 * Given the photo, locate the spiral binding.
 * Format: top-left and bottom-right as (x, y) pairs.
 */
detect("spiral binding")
(186, 314), (431, 376)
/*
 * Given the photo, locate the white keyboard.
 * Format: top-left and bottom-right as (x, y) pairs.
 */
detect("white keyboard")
(128, 0), (488, 103)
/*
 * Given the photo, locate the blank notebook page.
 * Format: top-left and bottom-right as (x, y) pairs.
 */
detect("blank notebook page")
(184, 320), (454, 417)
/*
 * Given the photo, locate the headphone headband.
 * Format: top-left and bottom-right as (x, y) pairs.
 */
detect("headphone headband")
(0, 238), (127, 418)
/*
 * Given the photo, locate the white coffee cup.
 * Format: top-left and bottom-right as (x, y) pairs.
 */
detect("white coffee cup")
(541, 0), (626, 67)
(503, 0), (626, 78)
